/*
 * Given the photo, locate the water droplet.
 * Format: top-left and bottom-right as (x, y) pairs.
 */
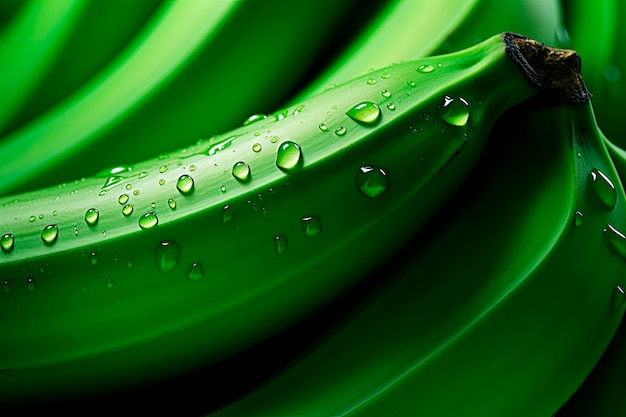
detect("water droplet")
(366, 78), (377, 85)
(118, 194), (129, 205)
(437, 95), (470, 126)
(302, 216), (322, 236)
(189, 165), (197, 172)
(138, 212), (158, 229)
(417, 64), (435, 73)
(276, 141), (302, 171)
(133, 189), (140, 196)
(319, 123), (328, 132)
(186, 262), (204, 281)
(574, 210), (584, 227)
(139, 171), (148, 179)
(407, 80), (416, 87)
(232, 162), (251, 181)
(3, 280), (9, 293)
(1, 233), (15, 253)
(205, 135), (238, 156)
(589, 168), (617, 209)
(346, 101), (381, 126)
(176, 174), (195, 195)
(90, 250), (98, 265)
(126, 259), (133, 268)
(613, 285), (625, 311)
(381, 90), (391, 98)
(252, 143), (262, 153)
(120, 204), (132, 217)
(159, 165), (169, 173)
(105, 278), (114, 289)
(275, 235), (287, 255)
(381, 73), (391, 79)
(603, 224), (626, 260)
(270, 136), (279, 144)
(387, 103), (396, 110)
(41, 225), (58, 245)
(219, 184), (226, 193)
(356, 165), (389, 197)
(84, 208), (99, 226)
(293, 105), (305, 115)
(244, 114), (268, 125)
(159, 179), (166, 186)
(29, 216), (36, 223)
(222, 205), (232, 224)
(27, 277), (36, 292)
(168, 198), (177, 209)
(155, 241), (180, 273)
(335, 127), (347, 136)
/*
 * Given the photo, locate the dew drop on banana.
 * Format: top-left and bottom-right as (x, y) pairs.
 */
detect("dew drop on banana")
(138, 212), (158, 229)
(276, 141), (302, 171)
(122, 204), (134, 217)
(1, 233), (15, 253)
(356, 165), (389, 197)
(275, 235), (287, 255)
(186, 262), (204, 282)
(84, 208), (99, 226)
(437, 95), (470, 126)
(589, 168), (617, 209)
(603, 224), (626, 260)
(232, 161), (251, 181)
(346, 101), (381, 126)
(302, 216), (322, 236)
(176, 174), (195, 195)
(613, 285), (625, 311)
(155, 241), (181, 273)
(41, 224), (58, 245)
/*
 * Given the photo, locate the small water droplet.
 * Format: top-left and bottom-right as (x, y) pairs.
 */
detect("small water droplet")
(346, 101), (381, 126)
(159, 179), (165, 186)
(270, 136), (279, 143)
(105, 278), (114, 289)
(407, 80), (416, 87)
(366, 78), (377, 85)
(319, 123), (328, 132)
(252, 143), (262, 152)
(222, 205), (232, 224)
(613, 285), (625, 311)
(276, 141), (302, 171)
(387, 103), (396, 110)
(138, 212), (158, 229)
(118, 194), (129, 205)
(126, 259), (133, 268)
(417, 64), (435, 73)
(437, 95), (470, 126)
(139, 171), (148, 179)
(189, 165), (197, 171)
(27, 277), (36, 292)
(133, 189), (140, 196)
(381, 90), (391, 98)
(356, 165), (389, 197)
(275, 235), (287, 255)
(232, 162), (251, 181)
(186, 262), (205, 281)
(219, 184), (226, 193)
(335, 127), (347, 136)
(3, 280), (9, 293)
(293, 105), (305, 115)
(159, 165), (169, 173)
(1, 233), (15, 253)
(589, 168), (617, 209)
(574, 210), (584, 227)
(155, 241), (180, 273)
(29, 216), (36, 223)
(302, 216), (322, 236)
(41, 225), (58, 245)
(176, 174), (195, 195)
(603, 224), (626, 260)
(168, 198), (177, 209)
(84, 208), (99, 226)
(122, 204), (134, 216)
(90, 250), (98, 265)
(244, 114), (268, 125)
(381, 73), (391, 79)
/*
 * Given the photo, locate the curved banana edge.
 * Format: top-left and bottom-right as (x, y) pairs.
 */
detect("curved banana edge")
(207, 103), (626, 415)
(0, 34), (542, 405)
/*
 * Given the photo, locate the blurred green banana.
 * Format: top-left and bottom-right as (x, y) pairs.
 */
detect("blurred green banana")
(0, 33), (545, 407)
(211, 84), (626, 417)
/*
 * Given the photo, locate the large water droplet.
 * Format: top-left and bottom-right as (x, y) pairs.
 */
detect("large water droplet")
(589, 168), (617, 209)
(613, 285), (625, 311)
(603, 224), (626, 260)
(302, 216), (322, 236)
(186, 262), (204, 281)
(41, 225), (58, 245)
(276, 141), (302, 171)
(84, 208), (99, 226)
(1, 233), (15, 253)
(275, 235), (287, 255)
(346, 101), (381, 126)
(356, 165), (389, 197)
(335, 127), (347, 136)
(176, 174), (195, 195)
(437, 95), (470, 126)
(155, 241), (181, 273)
(139, 212), (158, 229)
(417, 64), (435, 73)
(232, 162), (251, 181)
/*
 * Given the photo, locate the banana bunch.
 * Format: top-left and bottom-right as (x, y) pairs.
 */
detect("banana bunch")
(0, 33), (548, 409)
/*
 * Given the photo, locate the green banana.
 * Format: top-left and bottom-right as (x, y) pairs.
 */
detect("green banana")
(0, 33), (545, 408)
(210, 88), (626, 417)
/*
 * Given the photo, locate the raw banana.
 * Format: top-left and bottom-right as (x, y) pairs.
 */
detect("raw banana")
(210, 88), (626, 417)
(0, 33), (547, 407)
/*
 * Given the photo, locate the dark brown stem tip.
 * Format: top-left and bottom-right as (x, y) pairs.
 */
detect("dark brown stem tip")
(502, 32), (591, 104)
